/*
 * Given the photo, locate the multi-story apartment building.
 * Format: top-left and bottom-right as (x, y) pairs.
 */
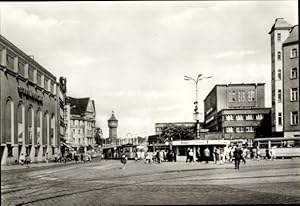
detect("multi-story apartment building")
(282, 25), (300, 138)
(269, 18), (292, 134)
(65, 97), (96, 154)
(204, 83), (271, 145)
(0, 35), (64, 165)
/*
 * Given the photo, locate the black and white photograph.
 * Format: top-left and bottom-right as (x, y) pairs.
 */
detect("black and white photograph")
(0, 1), (299, 205)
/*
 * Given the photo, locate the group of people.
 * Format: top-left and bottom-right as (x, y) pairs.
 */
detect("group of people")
(19, 153), (31, 168)
(144, 149), (177, 164)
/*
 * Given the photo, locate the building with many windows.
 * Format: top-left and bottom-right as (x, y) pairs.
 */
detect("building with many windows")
(65, 97), (96, 154)
(0, 35), (64, 165)
(282, 25), (299, 138)
(204, 83), (271, 145)
(269, 18), (292, 135)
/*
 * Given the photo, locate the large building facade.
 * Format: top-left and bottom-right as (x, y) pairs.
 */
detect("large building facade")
(65, 97), (96, 153)
(0, 35), (63, 165)
(269, 18), (292, 134)
(204, 83), (271, 145)
(282, 25), (300, 138)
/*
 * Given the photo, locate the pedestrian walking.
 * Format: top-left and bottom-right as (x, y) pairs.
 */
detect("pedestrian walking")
(256, 146), (261, 161)
(25, 154), (31, 168)
(212, 146), (217, 164)
(241, 147), (247, 164)
(204, 147), (210, 163)
(121, 152), (128, 169)
(54, 152), (58, 162)
(270, 147), (276, 160)
(45, 153), (49, 164)
(186, 147), (190, 163)
(233, 146), (243, 170)
(196, 148), (201, 162)
(19, 153), (25, 165)
(215, 147), (221, 165)
(145, 151), (151, 164)
(188, 149), (194, 163)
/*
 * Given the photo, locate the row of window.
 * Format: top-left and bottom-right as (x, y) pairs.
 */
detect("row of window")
(225, 126), (255, 133)
(224, 114), (264, 121)
(277, 88), (298, 102)
(277, 112), (299, 126)
(275, 68), (298, 80)
(4, 99), (56, 146)
(0, 48), (56, 94)
(71, 120), (95, 127)
(228, 90), (256, 103)
(275, 49), (298, 61)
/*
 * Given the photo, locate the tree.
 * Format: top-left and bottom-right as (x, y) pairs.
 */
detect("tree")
(94, 127), (104, 145)
(160, 124), (195, 141)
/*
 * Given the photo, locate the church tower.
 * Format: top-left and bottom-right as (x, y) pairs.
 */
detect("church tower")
(108, 111), (118, 144)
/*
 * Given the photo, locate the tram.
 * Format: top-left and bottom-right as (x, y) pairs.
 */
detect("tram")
(102, 144), (147, 160)
(253, 137), (300, 158)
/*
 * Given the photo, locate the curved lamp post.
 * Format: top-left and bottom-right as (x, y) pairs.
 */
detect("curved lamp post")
(184, 74), (212, 138)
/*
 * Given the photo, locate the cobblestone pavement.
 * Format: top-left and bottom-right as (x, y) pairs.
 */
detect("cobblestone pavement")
(1, 159), (300, 205)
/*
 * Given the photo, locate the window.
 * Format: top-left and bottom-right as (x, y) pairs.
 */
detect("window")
(226, 127), (233, 133)
(28, 67), (34, 82)
(37, 73), (42, 86)
(277, 33), (281, 41)
(278, 69), (281, 80)
(277, 51), (281, 60)
(256, 114), (263, 120)
(226, 115), (234, 121)
(229, 91), (236, 102)
(278, 89), (282, 102)
(291, 68), (298, 79)
(290, 112), (299, 125)
(246, 127), (254, 132)
(236, 127), (244, 133)
(7, 144), (13, 157)
(248, 90), (255, 102)
(290, 88), (298, 101)
(278, 113), (282, 125)
(18, 62), (25, 76)
(236, 115), (243, 121)
(239, 91), (246, 102)
(291, 48), (298, 58)
(44, 77), (49, 90)
(246, 115), (253, 120)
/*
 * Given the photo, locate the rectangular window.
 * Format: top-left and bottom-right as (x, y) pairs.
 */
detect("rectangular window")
(277, 51), (281, 60)
(229, 91), (236, 102)
(278, 89), (282, 102)
(291, 112), (299, 125)
(290, 88), (298, 101)
(278, 112), (282, 125)
(291, 48), (298, 58)
(226, 127), (233, 133)
(18, 62), (25, 76)
(246, 115), (253, 120)
(44, 77), (49, 90)
(6, 55), (14, 70)
(37, 73), (42, 86)
(50, 82), (54, 94)
(226, 115), (234, 121)
(277, 33), (281, 41)
(256, 114), (263, 120)
(291, 68), (298, 79)
(28, 67), (34, 81)
(278, 69), (281, 80)
(236, 115), (243, 121)
(246, 127), (254, 132)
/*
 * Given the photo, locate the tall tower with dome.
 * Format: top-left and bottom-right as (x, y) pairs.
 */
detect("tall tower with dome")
(108, 111), (118, 144)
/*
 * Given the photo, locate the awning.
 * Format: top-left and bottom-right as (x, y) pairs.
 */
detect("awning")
(62, 143), (72, 148)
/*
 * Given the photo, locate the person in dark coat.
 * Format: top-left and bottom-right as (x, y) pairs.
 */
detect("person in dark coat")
(233, 146), (243, 169)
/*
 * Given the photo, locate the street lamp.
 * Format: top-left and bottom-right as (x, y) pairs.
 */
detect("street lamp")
(184, 74), (212, 138)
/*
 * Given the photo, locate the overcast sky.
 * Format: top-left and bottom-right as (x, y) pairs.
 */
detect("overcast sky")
(0, 1), (298, 139)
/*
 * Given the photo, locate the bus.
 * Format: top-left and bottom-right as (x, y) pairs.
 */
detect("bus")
(253, 137), (300, 159)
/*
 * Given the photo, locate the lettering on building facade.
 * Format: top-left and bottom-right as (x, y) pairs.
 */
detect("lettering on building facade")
(17, 86), (43, 105)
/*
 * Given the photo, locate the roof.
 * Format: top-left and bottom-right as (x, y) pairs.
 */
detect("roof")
(268, 18), (292, 34)
(108, 111), (118, 121)
(283, 25), (298, 45)
(67, 97), (90, 115)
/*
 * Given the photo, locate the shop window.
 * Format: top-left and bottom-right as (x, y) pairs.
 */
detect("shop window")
(35, 147), (39, 157)
(7, 144), (13, 157)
